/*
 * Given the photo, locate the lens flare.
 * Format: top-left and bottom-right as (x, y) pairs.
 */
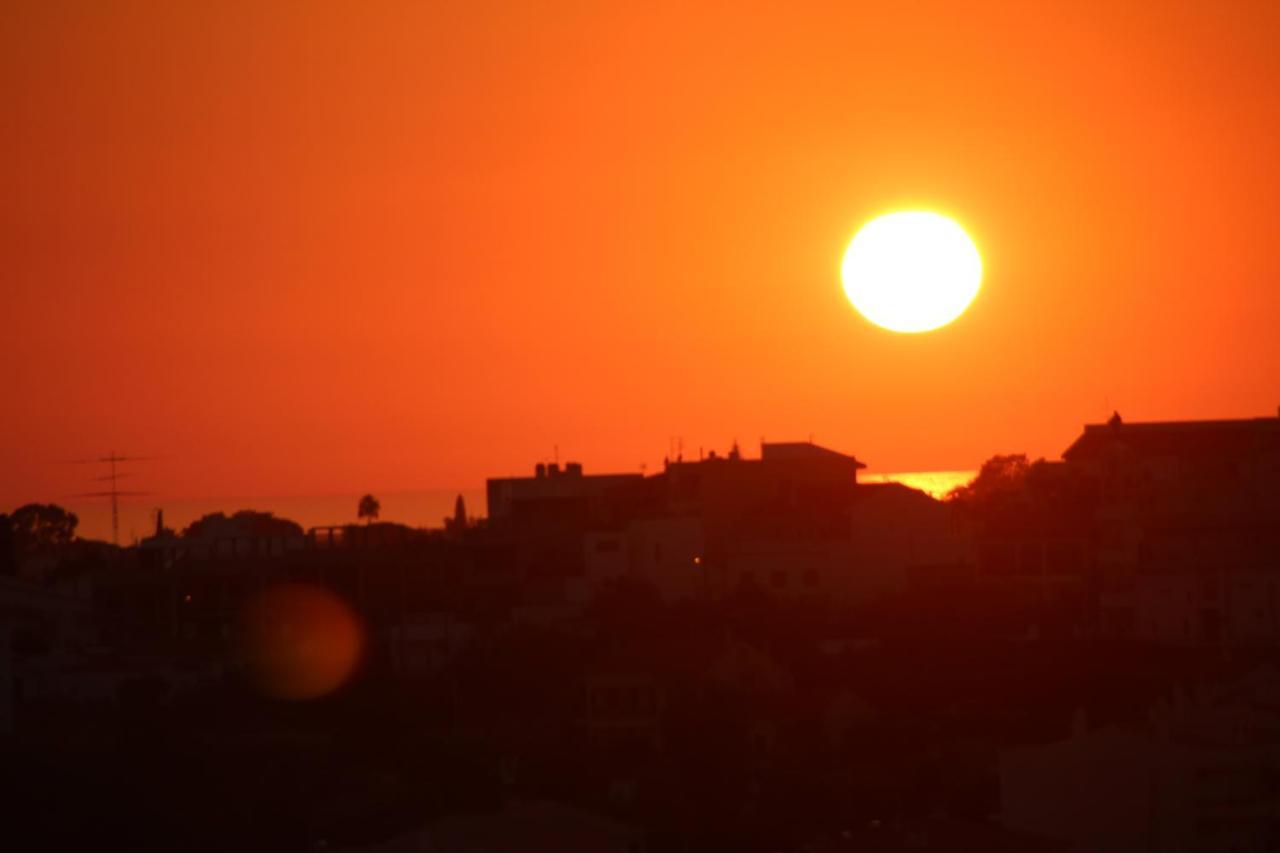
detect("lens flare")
(841, 211), (982, 333)
(236, 582), (363, 701)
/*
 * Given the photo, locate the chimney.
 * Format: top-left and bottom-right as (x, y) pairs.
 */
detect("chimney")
(535, 463), (546, 479)
(548, 463), (561, 477)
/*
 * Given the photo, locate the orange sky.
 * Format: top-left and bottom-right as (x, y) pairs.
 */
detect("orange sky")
(5, 1), (1280, 510)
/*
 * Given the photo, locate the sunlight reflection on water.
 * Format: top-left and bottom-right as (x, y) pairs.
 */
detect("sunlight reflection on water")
(859, 470), (976, 499)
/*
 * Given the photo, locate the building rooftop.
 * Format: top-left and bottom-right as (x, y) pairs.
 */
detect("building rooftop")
(664, 440), (866, 470)
(760, 441), (867, 468)
(1062, 411), (1280, 460)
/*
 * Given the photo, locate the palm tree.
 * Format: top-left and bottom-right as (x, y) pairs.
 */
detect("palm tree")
(357, 494), (380, 525)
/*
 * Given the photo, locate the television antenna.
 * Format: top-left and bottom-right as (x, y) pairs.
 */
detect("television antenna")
(66, 452), (156, 545)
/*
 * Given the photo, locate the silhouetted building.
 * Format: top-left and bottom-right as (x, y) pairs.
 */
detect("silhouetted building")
(965, 460), (1095, 640)
(1061, 411), (1280, 645)
(0, 573), (96, 730)
(1001, 668), (1280, 853)
(581, 662), (664, 756)
(387, 610), (474, 676)
(1128, 518), (1280, 646)
(486, 462), (642, 527)
(1062, 411), (1280, 519)
(582, 442), (957, 604)
(476, 463), (646, 617)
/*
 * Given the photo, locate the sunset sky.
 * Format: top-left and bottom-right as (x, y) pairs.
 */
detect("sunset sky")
(5, 1), (1280, 515)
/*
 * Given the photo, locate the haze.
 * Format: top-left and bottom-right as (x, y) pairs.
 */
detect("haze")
(6, 1), (1280, 508)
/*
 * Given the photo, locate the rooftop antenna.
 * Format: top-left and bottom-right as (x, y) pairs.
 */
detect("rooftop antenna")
(66, 451), (155, 545)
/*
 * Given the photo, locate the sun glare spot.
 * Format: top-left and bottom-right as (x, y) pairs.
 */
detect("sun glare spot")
(841, 211), (982, 333)
(236, 582), (364, 701)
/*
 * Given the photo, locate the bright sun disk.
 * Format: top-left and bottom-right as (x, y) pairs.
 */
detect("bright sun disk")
(840, 211), (982, 333)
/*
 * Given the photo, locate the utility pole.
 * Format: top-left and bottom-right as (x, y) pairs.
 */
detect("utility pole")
(68, 452), (155, 545)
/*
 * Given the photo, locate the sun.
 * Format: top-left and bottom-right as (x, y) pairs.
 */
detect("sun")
(840, 211), (982, 333)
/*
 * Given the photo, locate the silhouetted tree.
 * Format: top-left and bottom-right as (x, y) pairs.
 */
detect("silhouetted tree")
(49, 539), (116, 583)
(182, 510), (304, 540)
(2, 504), (81, 583)
(445, 494), (468, 535)
(946, 454), (1034, 511)
(357, 494), (380, 525)
(10, 503), (79, 554)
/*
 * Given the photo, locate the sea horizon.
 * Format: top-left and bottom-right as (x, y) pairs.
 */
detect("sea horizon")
(53, 470), (977, 545)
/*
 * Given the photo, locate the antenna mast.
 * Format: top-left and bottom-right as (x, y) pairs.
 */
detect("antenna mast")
(68, 451), (155, 545)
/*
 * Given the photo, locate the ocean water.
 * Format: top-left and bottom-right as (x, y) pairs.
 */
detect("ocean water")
(58, 471), (976, 545)
(859, 470), (976, 499)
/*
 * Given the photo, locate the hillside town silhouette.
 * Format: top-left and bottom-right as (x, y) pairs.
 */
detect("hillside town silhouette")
(3, 410), (1280, 851)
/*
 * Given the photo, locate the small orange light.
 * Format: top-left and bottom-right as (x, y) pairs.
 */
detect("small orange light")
(693, 556), (702, 566)
(183, 594), (193, 603)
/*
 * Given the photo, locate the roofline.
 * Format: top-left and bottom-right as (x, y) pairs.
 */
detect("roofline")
(1063, 414), (1280, 459)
